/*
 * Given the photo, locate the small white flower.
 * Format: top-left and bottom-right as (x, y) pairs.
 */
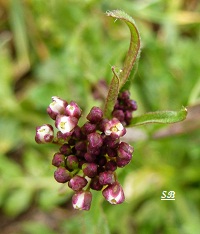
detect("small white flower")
(47, 96), (67, 120)
(104, 118), (126, 138)
(65, 101), (82, 119)
(102, 182), (125, 205)
(35, 124), (54, 143)
(72, 191), (92, 211)
(55, 115), (78, 134)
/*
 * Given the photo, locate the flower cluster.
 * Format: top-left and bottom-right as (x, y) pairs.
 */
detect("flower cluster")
(35, 94), (135, 211)
(113, 90), (137, 126)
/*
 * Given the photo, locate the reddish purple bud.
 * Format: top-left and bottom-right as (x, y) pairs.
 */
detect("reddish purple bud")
(127, 99), (137, 111)
(124, 110), (132, 125)
(47, 96), (67, 120)
(54, 167), (71, 183)
(66, 155), (79, 169)
(105, 160), (117, 171)
(104, 136), (119, 149)
(75, 141), (87, 152)
(106, 148), (117, 158)
(90, 177), (103, 191)
(81, 122), (96, 135)
(72, 126), (85, 140)
(52, 153), (65, 167)
(55, 115), (78, 134)
(72, 190), (92, 211)
(119, 90), (130, 100)
(99, 171), (116, 185)
(84, 152), (97, 162)
(102, 182), (125, 204)
(87, 146), (100, 156)
(116, 157), (131, 167)
(59, 144), (71, 156)
(104, 118), (126, 139)
(82, 163), (98, 178)
(87, 132), (103, 149)
(35, 124), (54, 144)
(97, 119), (109, 132)
(86, 106), (103, 123)
(68, 175), (88, 191)
(65, 101), (82, 119)
(112, 110), (125, 123)
(57, 131), (73, 141)
(116, 142), (133, 167)
(118, 142), (134, 156)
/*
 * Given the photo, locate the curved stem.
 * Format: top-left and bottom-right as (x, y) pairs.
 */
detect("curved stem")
(106, 10), (141, 90)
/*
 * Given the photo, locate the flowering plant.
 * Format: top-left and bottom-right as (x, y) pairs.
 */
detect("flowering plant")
(35, 10), (187, 211)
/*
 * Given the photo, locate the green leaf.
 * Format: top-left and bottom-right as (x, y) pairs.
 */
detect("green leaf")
(106, 10), (141, 90)
(103, 66), (120, 118)
(129, 107), (187, 126)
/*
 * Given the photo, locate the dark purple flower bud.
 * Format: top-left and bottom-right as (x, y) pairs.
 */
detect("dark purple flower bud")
(55, 115), (78, 134)
(66, 155), (79, 169)
(35, 124), (54, 144)
(127, 99), (137, 111)
(114, 100), (120, 110)
(118, 142), (134, 156)
(87, 132), (103, 149)
(97, 119), (109, 132)
(96, 156), (107, 166)
(90, 177), (103, 191)
(112, 110), (125, 123)
(72, 190), (92, 211)
(52, 153), (65, 167)
(116, 157), (131, 167)
(72, 126), (85, 140)
(87, 146), (100, 156)
(119, 90), (130, 100)
(104, 136), (120, 149)
(82, 163), (98, 178)
(106, 148), (117, 157)
(75, 141), (87, 152)
(102, 182), (125, 204)
(59, 144), (71, 156)
(75, 150), (85, 159)
(47, 96), (67, 120)
(57, 131), (73, 141)
(104, 118), (126, 139)
(99, 171), (116, 185)
(81, 122), (96, 135)
(105, 160), (117, 171)
(68, 175), (88, 191)
(116, 142), (133, 167)
(54, 167), (71, 183)
(86, 106), (103, 123)
(84, 152), (97, 162)
(124, 110), (132, 125)
(65, 101), (82, 119)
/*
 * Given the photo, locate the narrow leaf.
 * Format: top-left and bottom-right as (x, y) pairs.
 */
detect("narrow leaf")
(129, 107), (188, 126)
(106, 10), (141, 90)
(104, 67), (120, 118)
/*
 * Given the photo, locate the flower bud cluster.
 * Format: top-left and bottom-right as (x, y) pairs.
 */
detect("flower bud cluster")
(35, 94), (135, 210)
(112, 90), (137, 125)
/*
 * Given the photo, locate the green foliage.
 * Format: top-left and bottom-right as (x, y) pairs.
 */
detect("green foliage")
(0, 0), (200, 234)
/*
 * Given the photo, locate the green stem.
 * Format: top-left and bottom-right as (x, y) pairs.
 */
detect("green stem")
(103, 10), (141, 118)
(104, 66), (120, 118)
(106, 10), (141, 90)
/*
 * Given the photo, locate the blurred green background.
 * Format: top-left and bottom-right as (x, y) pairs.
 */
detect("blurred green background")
(0, 0), (200, 233)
